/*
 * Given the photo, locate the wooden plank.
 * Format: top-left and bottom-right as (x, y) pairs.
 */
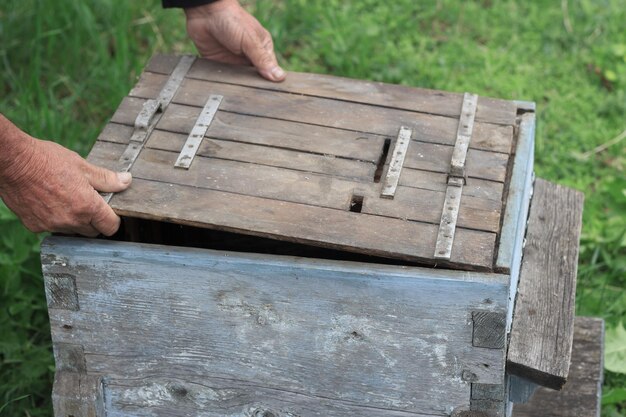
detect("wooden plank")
(513, 317), (604, 417)
(144, 53), (182, 75)
(362, 185), (501, 233)
(403, 141), (509, 183)
(398, 169), (504, 201)
(108, 98), (508, 183)
(507, 178), (584, 389)
(52, 372), (105, 417)
(96, 121), (504, 200)
(104, 375), (446, 417)
(186, 58), (519, 126)
(173, 78), (515, 154)
(111, 98), (387, 163)
(109, 178), (497, 269)
(42, 237), (509, 415)
(89, 141), (502, 234)
(135, 147), (358, 211)
(497, 112), (535, 266)
(126, 72), (514, 155)
(498, 112), (535, 332)
(147, 130), (377, 182)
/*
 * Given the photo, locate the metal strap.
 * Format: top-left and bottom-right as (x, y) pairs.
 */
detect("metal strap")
(449, 93), (478, 180)
(381, 126), (412, 199)
(102, 55), (196, 204)
(174, 94), (223, 169)
(434, 93), (478, 260)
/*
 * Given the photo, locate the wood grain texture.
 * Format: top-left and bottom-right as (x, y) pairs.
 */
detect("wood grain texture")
(472, 312), (506, 349)
(110, 178), (497, 269)
(87, 140), (501, 268)
(52, 372), (105, 417)
(97, 121), (504, 201)
(185, 58), (518, 126)
(126, 71), (514, 154)
(513, 317), (604, 417)
(103, 376), (446, 417)
(496, 113), (535, 270)
(495, 112), (535, 334)
(53, 343), (86, 373)
(88, 141), (502, 234)
(107, 100), (509, 183)
(86, 54), (527, 270)
(507, 178), (584, 389)
(44, 273), (79, 311)
(42, 237), (510, 416)
(144, 53), (181, 75)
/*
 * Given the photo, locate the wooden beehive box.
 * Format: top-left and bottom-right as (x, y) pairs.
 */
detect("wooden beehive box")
(41, 54), (583, 417)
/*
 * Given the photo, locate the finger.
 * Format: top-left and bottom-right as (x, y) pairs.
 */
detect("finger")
(242, 28), (286, 82)
(89, 193), (122, 237)
(199, 48), (251, 65)
(83, 161), (132, 193)
(52, 221), (100, 237)
(70, 224), (101, 238)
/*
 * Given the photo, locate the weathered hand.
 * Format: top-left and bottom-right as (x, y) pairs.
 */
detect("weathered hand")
(185, 0), (286, 82)
(0, 124), (131, 237)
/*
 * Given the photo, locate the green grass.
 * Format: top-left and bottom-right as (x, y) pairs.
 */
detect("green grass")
(1, 0), (624, 415)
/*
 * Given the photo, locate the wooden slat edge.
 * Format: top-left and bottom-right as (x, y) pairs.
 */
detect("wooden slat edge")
(496, 112), (535, 333)
(506, 178), (584, 390)
(512, 317), (604, 417)
(43, 236), (510, 285)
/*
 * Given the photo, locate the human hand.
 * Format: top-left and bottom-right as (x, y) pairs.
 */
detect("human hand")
(0, 128), (131, 237)
(184, 0), (286, 82)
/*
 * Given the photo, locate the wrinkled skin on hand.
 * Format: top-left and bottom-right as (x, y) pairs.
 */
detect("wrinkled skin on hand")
(185, 0), (286, 82)
(0, 126), (131, 237)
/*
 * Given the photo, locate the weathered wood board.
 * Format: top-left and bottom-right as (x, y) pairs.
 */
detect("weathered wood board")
(513, 317), (604, 417)
(87, 54), (530, 271)
(42, 237), (510, 417)
(507, 178), (584, 389)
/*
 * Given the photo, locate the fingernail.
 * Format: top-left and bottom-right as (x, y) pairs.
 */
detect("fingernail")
(117, 172), (132, 184)
(271, 66), (286, 81)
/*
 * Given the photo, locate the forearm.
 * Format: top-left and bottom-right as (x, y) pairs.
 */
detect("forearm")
(0, 114), (36, 188)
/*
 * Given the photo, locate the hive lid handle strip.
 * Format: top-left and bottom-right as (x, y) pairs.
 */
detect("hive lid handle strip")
(434, 92), (478, 260)
(449, 93), (478, 180)
(380, 126), (412, 199)
(174, 94), (223, 169)
(102, 55), (196, 204)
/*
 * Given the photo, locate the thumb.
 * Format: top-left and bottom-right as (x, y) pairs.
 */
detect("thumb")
(242, 28), (286, 82)
(83, 162), (132, 193)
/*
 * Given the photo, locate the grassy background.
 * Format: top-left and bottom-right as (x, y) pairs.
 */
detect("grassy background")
(1, 0), (624, 415)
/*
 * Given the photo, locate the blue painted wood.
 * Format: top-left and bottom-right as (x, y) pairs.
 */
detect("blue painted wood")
(507, 375), (539, 403)
(495, 112), (535, 332)
(42, 237), (510, 417)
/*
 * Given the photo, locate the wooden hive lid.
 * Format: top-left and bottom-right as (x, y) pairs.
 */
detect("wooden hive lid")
(88, 54), (534, 272)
